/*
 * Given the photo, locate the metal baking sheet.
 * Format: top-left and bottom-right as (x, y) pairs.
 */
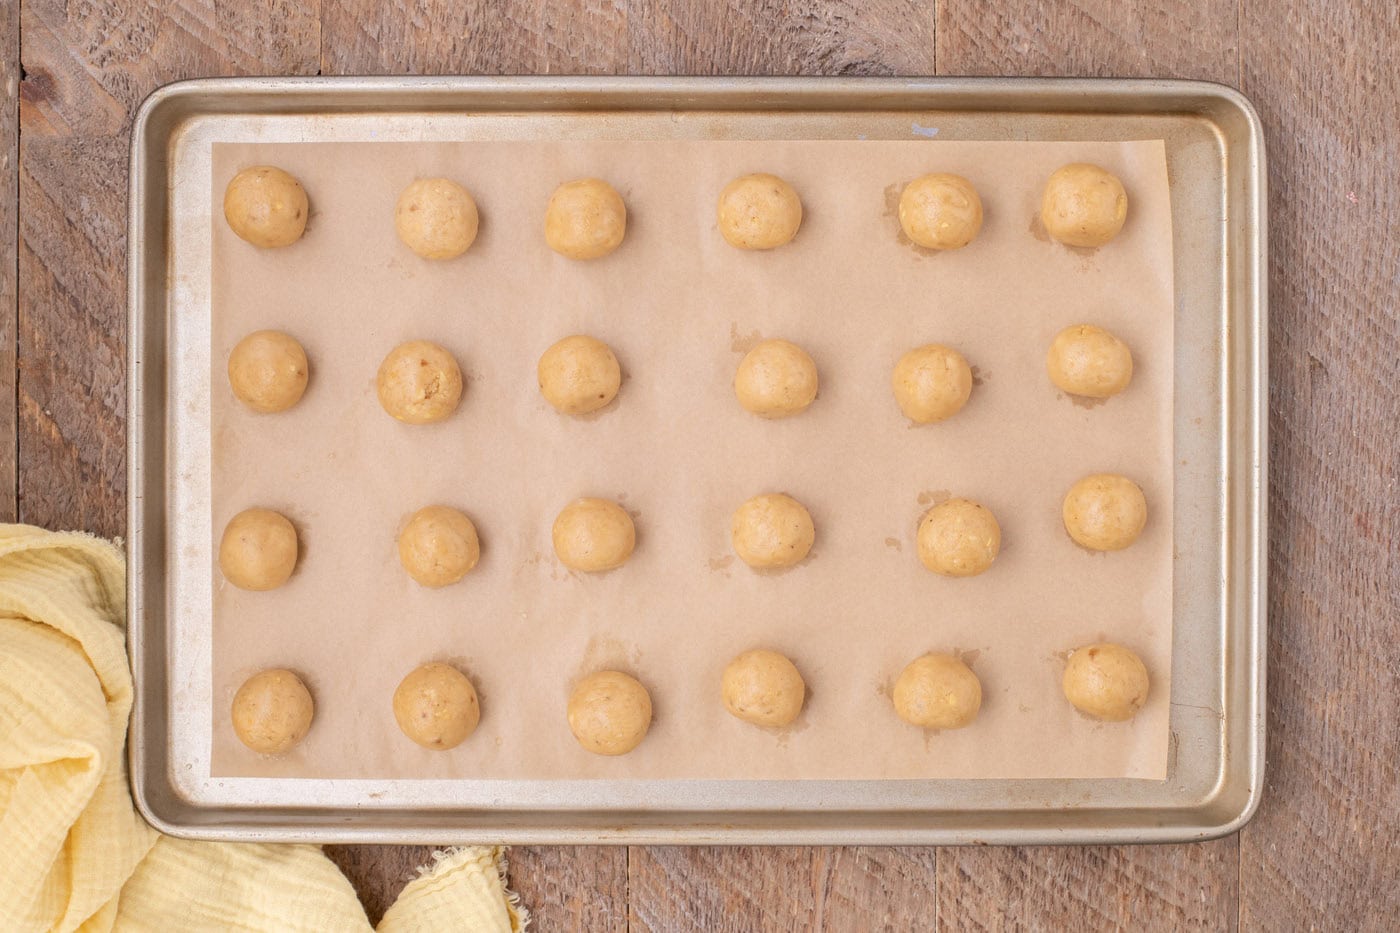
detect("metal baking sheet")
(127, 76), (1267, 845)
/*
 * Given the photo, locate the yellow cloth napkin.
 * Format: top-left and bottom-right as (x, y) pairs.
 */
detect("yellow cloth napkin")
(0, 524), (525, 932)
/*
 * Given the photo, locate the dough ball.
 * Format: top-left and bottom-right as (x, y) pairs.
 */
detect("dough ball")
(231, 669), (314, 754)
(538, 335), (622, 415)
(898, 173), (984, 250)
(717, 173), (803, 250)
(568, 670), (652, 756)
(393, 662), (481, 750)
(731, 493), (815, 569)
(734, 339), (819, 418)
(1046, 324), (1134, 398)
(917, 497), (1001, 577)
(398, 506), (480, 587)
(1062, 474), (1147, 551)
(721, 649), (806, 728)
(892, 344), (973, 423)
(394, 177), (479, 260)
(376, 340), (463, 424)
(545, 178), (627, 260)
(892, 653), (982, 729)
(219, 508), (298, 591)
(227, 330), (309, 413)
(552, 498), (636, 572)
(1062, 643), (1150, 721)
(223, 165), (309, 249)
(1041, 163), (1128, 247)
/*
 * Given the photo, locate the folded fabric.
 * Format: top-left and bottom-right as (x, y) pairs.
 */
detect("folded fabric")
(0, 524), (523, 932)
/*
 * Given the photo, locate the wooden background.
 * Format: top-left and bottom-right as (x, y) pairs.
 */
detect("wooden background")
(5, 0), (1397, 928)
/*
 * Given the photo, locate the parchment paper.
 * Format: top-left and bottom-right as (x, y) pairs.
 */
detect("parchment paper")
(209, 138), (1174, 781)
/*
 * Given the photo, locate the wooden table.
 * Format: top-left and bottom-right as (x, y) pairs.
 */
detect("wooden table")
(6, 1), (1396, 927)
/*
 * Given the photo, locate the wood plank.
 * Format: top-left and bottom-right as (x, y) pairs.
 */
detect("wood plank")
(624, 0), (936, 75)
(630, 846), (937, 931)
(321, 0), (938, 76)
(322, 844), (437, 926)
(325, 843), (633, 930)
(15, 134), (127, 537)
(1237, 0), (1400, 927)
(818, 847), (938, 929)
(0, 0), (16, 521)
(15, 1), (1392, 926)
(18, 0), (321, 136)
(934, 2), (1243, 929)
(15, 0), (320, 536)
(327, 844), (631, 930)
(509, 846), (629, 932)
(936, 0), (1238, 79)
(320, 0), (630, 75)
(938, 842), (1239, 930)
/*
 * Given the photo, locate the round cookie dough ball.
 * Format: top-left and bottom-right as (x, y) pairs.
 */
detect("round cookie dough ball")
(892, 343), (973, 424)
(1062, 643), (1150, 721)
(568, 670), (652, 756)
(898, 173), (984, 250)
(734, 339), (819, 418)
(1040, 163), (1128, 247)
(721, 649), (806, 728)
(917, 497), (1001, 577)
(892, 653), (982, 729)
(538, 335), (622, 415)
(398, 506), (480, 587)
(227, 330), (309, 413)
(376, 340), (463, 424)
(552, 498), (636, 572)
(394, 177), (479, 260)
(717, 173), (803, 250)
(731, 493), (815, 569)
(393, 662), (481, 750)
(223, 166), (309, 249)
(1062, 474), (1147, 551)
(219, 508), (298, 591)
(545, 178), (627, 260)
(1046, 324), (1134, 398)
(231, 669), (314, 754)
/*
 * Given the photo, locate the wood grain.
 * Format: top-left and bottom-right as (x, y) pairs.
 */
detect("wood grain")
(625, 0), (935, 75)
(933, 2), (1247, 930)
(321, 0), (936, 76)
(509, 846), (629, 932)
(813, 847), (939, 930)
(15, 0), (320, 535)
(323, 844), (437, 926)
(326, 843), (632, 930)
(938, 842), (1239, 930)
(630, 846), (937, 931)
(320, 0), (632, 75)
(1238, 0), (1400, 928)
(937, 0), (1238, 80)
(8, 0), (1400, 926)
(15, 134), (127, 536)
(19, 0), (320, 136)
(0, 0), (16, 521)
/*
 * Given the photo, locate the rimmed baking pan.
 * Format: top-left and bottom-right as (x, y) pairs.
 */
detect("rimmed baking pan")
(128, 76), (1266, 844)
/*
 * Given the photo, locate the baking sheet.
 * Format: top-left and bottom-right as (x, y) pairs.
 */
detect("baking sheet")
(208, 137), (1174, 782)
